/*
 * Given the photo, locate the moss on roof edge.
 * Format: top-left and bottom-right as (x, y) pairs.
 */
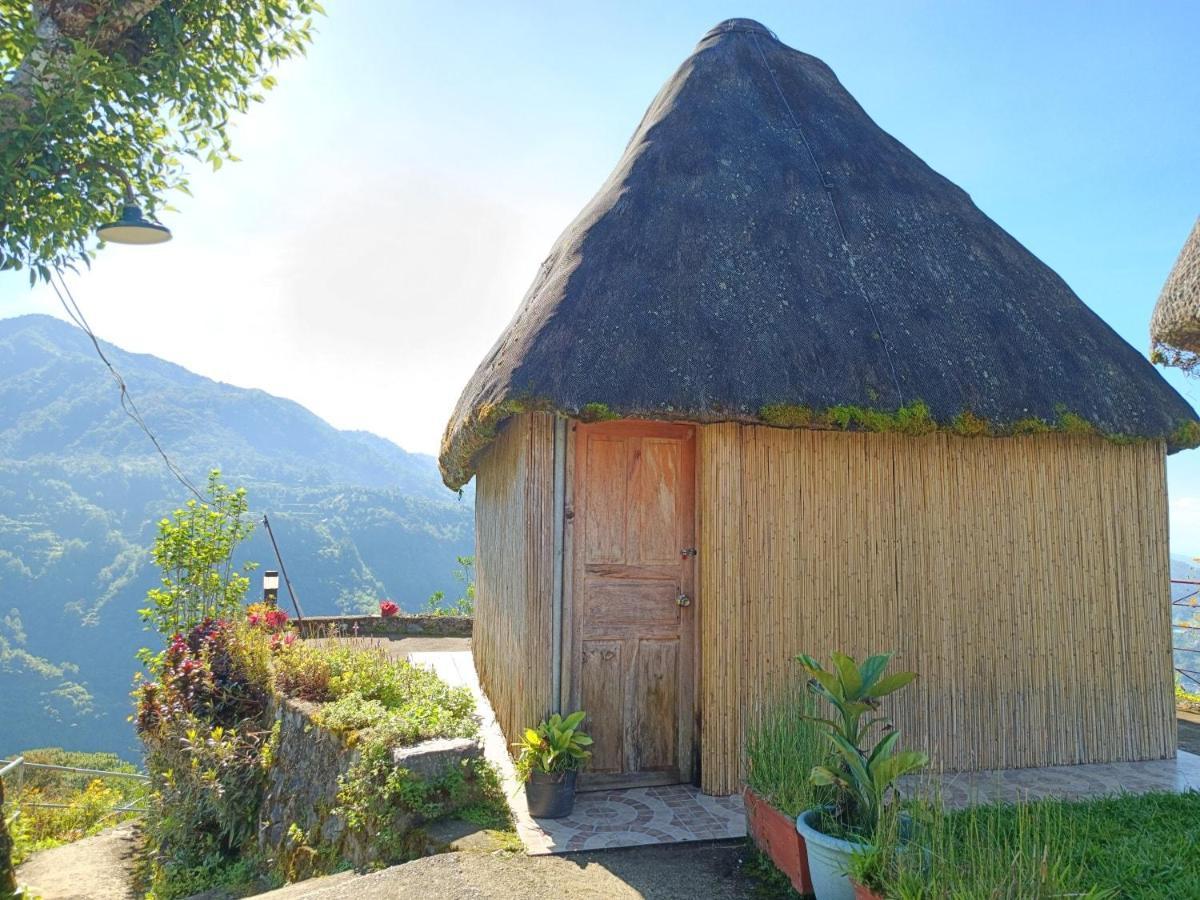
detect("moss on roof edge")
(439, 398), (1200, 491)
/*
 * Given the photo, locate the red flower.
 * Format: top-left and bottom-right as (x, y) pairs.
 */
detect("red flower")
(379, 600), (399, 618)
(264, 609), (289, 630)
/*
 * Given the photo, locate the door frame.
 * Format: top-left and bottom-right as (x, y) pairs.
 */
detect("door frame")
(557, 418), (700, 788)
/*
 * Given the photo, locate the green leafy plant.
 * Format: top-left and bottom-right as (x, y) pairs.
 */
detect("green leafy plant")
(513, 711), (592, 782)
(423, 556), (476, 616)
(139, 471), (255, 647)
(797, 651), (928, 838)
(744, 687), (834, 817)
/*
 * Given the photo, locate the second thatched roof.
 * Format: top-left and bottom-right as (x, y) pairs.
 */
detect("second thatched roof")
(1151, 217), (1200, 369)
(439, 19), (1198, 489)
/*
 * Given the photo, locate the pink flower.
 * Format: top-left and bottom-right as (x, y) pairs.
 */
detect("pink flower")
(379, 600), (399, 618)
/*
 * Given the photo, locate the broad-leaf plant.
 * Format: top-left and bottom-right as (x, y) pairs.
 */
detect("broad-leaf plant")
(797, 651), (928, 839)
(513, 711), (593, 781)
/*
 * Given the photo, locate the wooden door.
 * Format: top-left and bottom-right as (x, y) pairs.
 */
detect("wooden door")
(569, 421), (696, 789)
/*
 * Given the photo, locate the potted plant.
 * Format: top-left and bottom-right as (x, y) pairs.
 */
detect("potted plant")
(744, 689), (833, 895)
(514, 710), (592, 818)
(795, 651), (928, 900)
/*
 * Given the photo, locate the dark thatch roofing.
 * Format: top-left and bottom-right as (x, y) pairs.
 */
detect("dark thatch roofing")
(1150, 217), (1200, 367)
(439, 18), (1198, 489)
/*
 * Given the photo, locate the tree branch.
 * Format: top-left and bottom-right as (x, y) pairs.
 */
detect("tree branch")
(2, 0), (165, 120)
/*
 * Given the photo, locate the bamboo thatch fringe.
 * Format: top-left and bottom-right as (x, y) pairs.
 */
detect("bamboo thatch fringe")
(473, 412), (556, 751)
(697, 427), (1174, 796)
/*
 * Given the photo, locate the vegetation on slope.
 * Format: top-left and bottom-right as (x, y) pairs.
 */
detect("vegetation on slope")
(3, 748), (143, 867)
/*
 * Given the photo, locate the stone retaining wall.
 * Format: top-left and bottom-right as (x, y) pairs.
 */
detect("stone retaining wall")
(260, 696), (362, 864)
(259, 696), (482, 869)
(296, 614), (472, 639)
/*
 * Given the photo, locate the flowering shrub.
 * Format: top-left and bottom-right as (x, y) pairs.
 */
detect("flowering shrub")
(136, 618), (275, 899)
(379, 600), (399, 618)
(136, 619), (270, 736)
(246, 603), (290, 632)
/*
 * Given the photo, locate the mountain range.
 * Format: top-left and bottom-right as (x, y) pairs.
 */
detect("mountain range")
(0, 314), (472, 757)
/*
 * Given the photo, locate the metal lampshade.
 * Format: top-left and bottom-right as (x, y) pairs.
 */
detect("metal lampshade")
(97, 203), (172, 245)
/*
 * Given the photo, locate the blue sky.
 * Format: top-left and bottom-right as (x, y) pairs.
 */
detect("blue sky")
(2, 1), (1199, 549)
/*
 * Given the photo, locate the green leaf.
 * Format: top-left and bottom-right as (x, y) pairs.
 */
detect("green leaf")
(561, 710), (586, 731)
(857, 653), (892, 694)
(870, 671), (917, 698)
(831, 651), (862, 697)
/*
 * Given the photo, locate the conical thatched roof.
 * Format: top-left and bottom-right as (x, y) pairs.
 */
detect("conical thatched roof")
(1150, 217), (1200, 369)
(439, 18), (1198, 489)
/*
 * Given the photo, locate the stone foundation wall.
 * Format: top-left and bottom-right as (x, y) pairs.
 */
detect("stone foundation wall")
(259, 696), (363, 865)
(296, 614), (472, 639)
(258, 696), (481, 869)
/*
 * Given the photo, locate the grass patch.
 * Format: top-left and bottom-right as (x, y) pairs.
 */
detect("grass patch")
(740, 846), (804, 898)
(868, 791), (1200, 899)
(1058, 792), (1200, 897)
(744, 688), (832, 817)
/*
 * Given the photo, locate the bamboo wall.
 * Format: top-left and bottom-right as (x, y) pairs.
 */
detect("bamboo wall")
(697, 426), (1175, 795)
(473, 412), (556, 747)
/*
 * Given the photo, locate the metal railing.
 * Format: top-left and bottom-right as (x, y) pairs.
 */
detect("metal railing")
(1172, 578), (1200, 692)
(0, 756), (150, 825)
(0, 757), (21, 830)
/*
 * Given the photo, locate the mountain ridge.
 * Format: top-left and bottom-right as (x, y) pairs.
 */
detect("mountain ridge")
(0, 314), (472, 756)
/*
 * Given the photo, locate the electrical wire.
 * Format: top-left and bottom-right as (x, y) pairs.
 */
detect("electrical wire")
(49, 273), (305, 604)
(49, 271), (209, 504)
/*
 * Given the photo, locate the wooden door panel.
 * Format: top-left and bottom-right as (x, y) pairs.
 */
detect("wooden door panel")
(580, 640), (624, 774)
(571, 421), (696, 790)
(584, 438), (627, 563)
(631, 638), (679, 772)
(628, 438), (682, 565)
(581, 579), (680, 633)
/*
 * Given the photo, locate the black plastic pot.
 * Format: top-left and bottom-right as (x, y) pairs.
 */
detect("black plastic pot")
(524, 769), (578, 818)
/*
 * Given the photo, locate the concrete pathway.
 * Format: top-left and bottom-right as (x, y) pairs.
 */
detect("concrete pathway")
(903, 746), (1200, 808)
(16, 822), (140, 900)
(250, 840), (761, 900)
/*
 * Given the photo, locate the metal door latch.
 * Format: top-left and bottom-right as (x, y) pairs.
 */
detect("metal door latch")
(680, 548), (697, 558)
(676, 593), (691, 607)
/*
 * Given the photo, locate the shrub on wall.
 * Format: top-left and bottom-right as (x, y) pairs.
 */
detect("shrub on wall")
(136, 619), (277, 898)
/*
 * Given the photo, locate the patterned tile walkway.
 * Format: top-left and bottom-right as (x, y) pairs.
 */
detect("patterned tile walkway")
(902, 750), (1200, 808)
(408, 650), (745, 854)
(522, 784), (745, 853)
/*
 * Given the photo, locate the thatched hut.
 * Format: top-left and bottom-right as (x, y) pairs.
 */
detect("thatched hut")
(439, 19), (1199, 795)
(1151, 217), (1200, 370)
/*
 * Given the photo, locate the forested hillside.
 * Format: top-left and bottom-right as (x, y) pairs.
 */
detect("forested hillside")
(0, 315), (472, 756)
